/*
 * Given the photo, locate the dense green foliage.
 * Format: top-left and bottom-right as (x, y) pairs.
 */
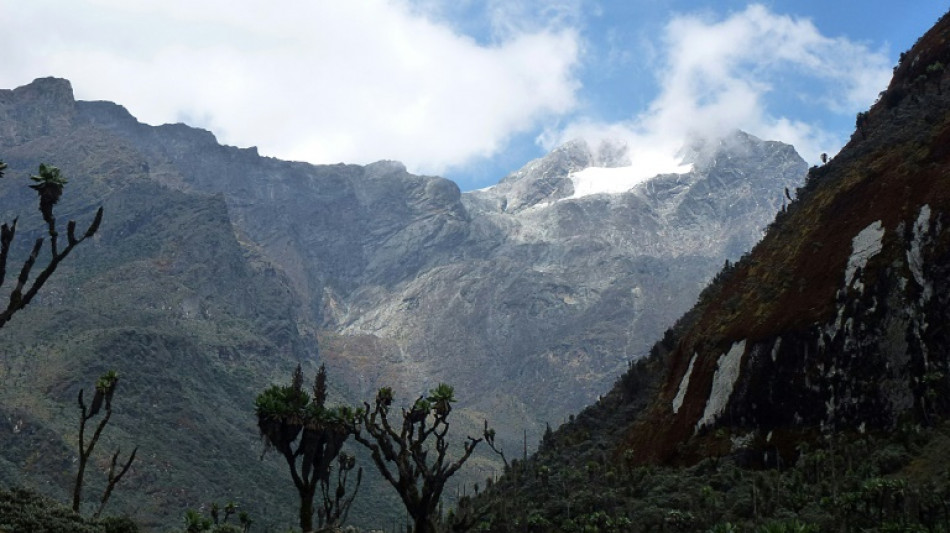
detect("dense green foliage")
(449, 421), (950, 532)
(0, 487), (137, 533)
(175, 502), (251, 533)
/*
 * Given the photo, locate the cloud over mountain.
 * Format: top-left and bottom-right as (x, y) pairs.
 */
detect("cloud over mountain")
(0, 2), (895, 183)
(542, 4), (892, 180)
(1, 0), (580, 174)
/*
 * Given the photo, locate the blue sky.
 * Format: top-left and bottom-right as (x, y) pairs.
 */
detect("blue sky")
(439, 1), (948, 188)
(1, 1), (947, 190)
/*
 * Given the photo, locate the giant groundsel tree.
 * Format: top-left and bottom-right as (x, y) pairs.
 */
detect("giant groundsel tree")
(255, 364), (356, 532)
(0, 161), (102, 329)
(351, 383), (492, 533)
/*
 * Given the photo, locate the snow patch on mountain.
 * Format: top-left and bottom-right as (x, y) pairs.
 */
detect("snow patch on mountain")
(568, 153), (693, 199)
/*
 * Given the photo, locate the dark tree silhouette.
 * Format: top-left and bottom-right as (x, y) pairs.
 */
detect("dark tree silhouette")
(72, 370), (137, 516)
(0, 161), (103, 329)
(351, 384), (492, 533)
(856, 111), (869, 139)
(255, 364), (352, 533)
(317, 452), (362, 531)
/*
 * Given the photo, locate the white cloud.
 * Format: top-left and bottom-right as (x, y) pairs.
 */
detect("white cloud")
(542, 4), (892, 172)
(0, 2), (895, 183)
(484, 0), (584, 40)
(0, 0), (581, 174)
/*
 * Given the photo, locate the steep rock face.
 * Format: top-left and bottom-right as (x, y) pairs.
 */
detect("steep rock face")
(0, 77), (77, 143)
(0, 80), (808, 449)
(466, 138), (629, 213)
(79, 100), (471, 317)
(0, 75), (805, 527)
(0, 80), (412, 529)
(617, 13), (950, 465)
(327, 130), (805, 438)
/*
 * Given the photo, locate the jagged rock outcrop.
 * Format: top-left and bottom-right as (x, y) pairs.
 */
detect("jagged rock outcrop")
(336, 130), (806, 438)
(5, 82), (806, 443)
(465, 138), (630, 213)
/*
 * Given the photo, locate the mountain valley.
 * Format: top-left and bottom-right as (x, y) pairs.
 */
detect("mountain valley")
(0, 73), (808, 530)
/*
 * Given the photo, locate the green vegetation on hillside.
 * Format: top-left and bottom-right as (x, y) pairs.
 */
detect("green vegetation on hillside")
(452, 420), (950, 532)
(0, 163), (137, 531)
(0, 155), (317, 528)
(0, 487), (136, 533)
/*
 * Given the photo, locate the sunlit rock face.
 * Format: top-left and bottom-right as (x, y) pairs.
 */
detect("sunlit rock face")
(75, 85), (807, 443)
(329, 130), (806, 440)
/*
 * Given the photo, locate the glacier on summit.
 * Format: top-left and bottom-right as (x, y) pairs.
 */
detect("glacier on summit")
(567, 142), (694, 199)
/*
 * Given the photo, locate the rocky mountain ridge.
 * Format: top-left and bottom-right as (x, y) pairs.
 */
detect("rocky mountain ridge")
(0, 75), (805, 528)
(30, 79), (809, 440)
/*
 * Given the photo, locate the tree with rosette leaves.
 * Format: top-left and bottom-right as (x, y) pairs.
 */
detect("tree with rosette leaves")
(351, 383), (493, 533)
(255, 364), (354, 533)
(72, 370), (137, 517)
(0, 161), (102, 329)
